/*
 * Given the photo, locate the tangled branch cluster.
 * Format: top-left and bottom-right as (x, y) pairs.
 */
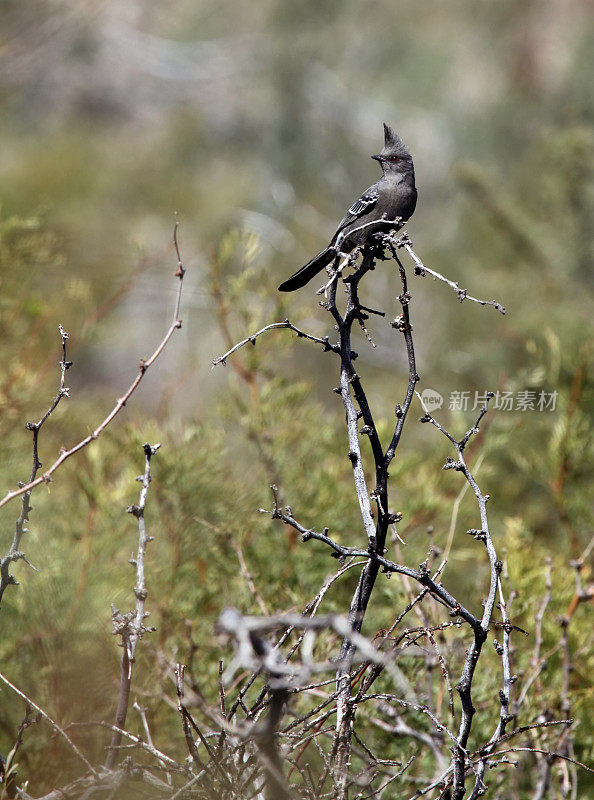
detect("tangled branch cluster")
(1, 227), (588, 800)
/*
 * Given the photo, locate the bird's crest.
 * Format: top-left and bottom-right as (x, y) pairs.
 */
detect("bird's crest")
(383, 123), (396, 145)
(382, 123), (411, 158)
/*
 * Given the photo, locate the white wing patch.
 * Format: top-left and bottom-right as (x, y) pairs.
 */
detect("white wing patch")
(348, 192), (378, 217)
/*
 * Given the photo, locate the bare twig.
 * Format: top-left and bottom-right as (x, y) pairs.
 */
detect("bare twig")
(0, 222), (186, 513)
(483, 747), (594, 775)
(417, 391), (502, 799)
(0, 670), (96, 775)
(0, 325), (71, 605)
(105, 443), (160, 770)
(234, 541), (269, 615)
(212, 321), (337, 367)
(66, 720), (181, 769)
(395, 233), (506, 314)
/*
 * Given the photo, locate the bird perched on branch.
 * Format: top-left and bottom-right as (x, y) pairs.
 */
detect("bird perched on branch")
(278, 123), (417, 292)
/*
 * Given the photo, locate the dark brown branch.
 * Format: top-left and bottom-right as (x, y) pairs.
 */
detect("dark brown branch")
(266, 499), (480, 632)
(317, 239), (420, 798)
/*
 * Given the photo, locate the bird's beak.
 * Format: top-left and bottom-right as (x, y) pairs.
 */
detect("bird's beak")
(371, 154), (383, 163)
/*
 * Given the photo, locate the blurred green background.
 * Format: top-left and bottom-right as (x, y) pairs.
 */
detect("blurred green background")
(0, 0), (592, 795)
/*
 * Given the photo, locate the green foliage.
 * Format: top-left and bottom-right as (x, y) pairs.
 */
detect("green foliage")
(0, 4), (592, 793)
(1, 211), (590, 794)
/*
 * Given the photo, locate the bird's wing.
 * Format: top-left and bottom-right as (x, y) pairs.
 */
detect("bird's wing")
(347, 192), (379, 217)
(332, 190), (380, 245)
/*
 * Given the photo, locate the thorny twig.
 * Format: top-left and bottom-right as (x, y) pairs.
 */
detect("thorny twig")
(0, 221), (186, 514)
(417, 392), (507, 798)
(0, 670), (96, 775)
(66, 720), (182, 769)
(105, 442), (160, 770)
(212, 321), (337, 367)
(395, 232), (506, 314)
(213, 233), (511, 799)
(1, 703), (41, 793)
(34, 226), (577, 799)
(0, 326), (71, 605)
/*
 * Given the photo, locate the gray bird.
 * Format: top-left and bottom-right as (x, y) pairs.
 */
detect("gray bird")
(279, 124), (417, 292)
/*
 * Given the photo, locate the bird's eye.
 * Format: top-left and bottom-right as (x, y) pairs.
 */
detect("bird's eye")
(391, 155), (399, 161)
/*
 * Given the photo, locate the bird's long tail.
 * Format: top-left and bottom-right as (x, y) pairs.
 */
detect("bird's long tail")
(278, 247), (336, 292)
